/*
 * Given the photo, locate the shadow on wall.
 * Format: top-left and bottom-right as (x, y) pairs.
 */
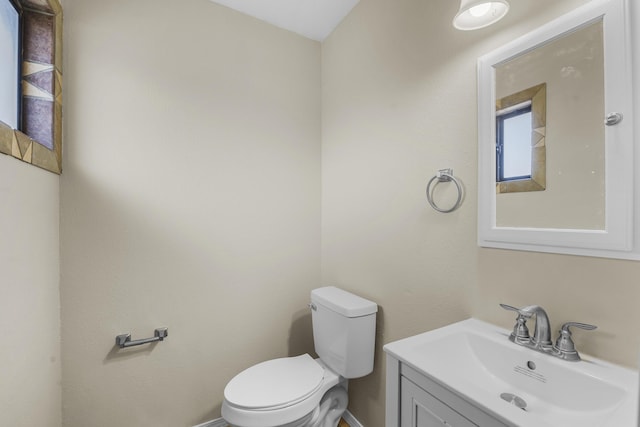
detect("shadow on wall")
(346, 305), (385, 426)
(103, 341), (160, 364)
(288, 308), (316, 358)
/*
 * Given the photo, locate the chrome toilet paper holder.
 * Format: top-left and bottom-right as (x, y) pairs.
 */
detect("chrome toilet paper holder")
(116, 327), (168, 348)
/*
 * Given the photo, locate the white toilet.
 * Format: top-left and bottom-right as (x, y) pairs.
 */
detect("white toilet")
(222, 286), (378, 427)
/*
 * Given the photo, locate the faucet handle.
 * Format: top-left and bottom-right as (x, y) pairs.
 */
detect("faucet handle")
(500, 304), (532, 344)
(553, 322), (597, 361)
(500, 303), (533, 318)
(562, 322), (597, 332)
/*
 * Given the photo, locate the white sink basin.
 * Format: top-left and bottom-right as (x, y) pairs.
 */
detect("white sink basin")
(384, 319), (638, 427)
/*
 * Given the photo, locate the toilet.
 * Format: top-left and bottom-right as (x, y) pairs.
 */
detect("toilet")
(222, 286), (378, 427)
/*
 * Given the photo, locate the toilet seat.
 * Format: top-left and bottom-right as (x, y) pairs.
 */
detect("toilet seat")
(222, 356), (341, 427)
(224, 354), (325, 410)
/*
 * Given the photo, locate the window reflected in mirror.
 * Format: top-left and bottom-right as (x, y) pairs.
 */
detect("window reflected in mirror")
(495, 83), (546, 194)
(497, 102), (532, 181)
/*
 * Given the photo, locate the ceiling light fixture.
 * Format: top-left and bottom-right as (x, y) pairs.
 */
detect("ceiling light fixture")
(453, 0), (509, 30)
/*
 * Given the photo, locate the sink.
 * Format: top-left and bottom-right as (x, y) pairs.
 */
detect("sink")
(383, 319), (638, 427)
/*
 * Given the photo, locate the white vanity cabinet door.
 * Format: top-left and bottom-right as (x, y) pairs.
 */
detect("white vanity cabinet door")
(386, 359), (513, 427)
(401, 377), (478, 427)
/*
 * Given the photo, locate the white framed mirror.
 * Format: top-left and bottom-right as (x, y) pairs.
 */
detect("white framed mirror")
(477, 0), (637, 259)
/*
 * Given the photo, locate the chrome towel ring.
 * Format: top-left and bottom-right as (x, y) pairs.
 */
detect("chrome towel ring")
(426, 168), (463, 213)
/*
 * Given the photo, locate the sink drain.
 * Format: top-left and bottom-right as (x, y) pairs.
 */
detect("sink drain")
(500, 393), (527, 410)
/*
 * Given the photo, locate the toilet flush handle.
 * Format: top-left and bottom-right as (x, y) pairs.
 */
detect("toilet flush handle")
(308, 303), (317, 311)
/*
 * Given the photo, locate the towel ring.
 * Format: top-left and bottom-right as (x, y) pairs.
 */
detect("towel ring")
(426, 169), (463, 213)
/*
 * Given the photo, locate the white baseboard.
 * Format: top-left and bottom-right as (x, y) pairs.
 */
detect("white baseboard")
(193, 410), (363, 427)
(342, 410), (364, 427)
(192, 418), (227, 427)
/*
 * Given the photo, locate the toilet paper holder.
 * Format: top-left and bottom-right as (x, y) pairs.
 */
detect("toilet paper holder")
(116, 327), (168, 348)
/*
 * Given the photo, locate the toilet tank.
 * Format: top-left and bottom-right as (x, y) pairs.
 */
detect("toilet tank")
(310, 287), (377, 379)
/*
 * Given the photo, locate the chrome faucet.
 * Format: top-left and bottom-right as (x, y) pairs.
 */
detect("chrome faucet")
(500, 304), (596, 361)
(519, 305), (553, 351)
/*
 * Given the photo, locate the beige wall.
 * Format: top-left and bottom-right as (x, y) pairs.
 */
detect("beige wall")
(57, 0), (640, 426)
(321, 0), (639, 426)
(0, 155), (60, 427)
(60, 0), (320, 426)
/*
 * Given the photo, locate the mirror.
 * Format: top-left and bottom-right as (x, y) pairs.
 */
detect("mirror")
(477, 0), (636, 259)
(495, 21), (604, 229)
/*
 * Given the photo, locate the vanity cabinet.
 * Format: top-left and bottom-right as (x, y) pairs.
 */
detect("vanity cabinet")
(401, 377), (476, 427)
(388, 357), (512, 427)
(384, 319), (638, 427)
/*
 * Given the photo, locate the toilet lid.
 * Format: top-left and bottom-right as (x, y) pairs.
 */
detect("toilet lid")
(224, 354), (325, 410)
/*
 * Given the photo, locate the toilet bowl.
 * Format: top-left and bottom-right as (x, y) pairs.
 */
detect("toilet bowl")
(222, 287), (377, 427)
(222, 355), (346, 427)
